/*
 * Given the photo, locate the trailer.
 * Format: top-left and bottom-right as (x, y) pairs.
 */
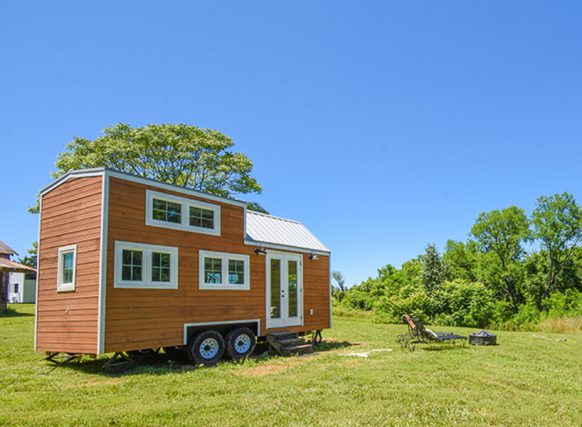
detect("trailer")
(35, 168), (331, 365)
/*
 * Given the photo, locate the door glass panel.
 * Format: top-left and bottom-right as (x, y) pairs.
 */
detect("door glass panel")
(288, 260), (298, 317)
(270, 259), (281, 319)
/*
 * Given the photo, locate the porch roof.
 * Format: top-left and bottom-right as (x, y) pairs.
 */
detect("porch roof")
(245, 211), (330, 254)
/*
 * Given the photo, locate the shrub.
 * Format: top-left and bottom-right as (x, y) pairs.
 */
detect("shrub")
(432, 280), (495, 327)
(343, 288), (374, 311)
(374, 286), (433, 324)
(542, 290), (582, 318)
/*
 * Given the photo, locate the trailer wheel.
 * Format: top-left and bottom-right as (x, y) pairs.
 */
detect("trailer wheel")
(187, 330), (225, 366)
(225, 327), (256, 360)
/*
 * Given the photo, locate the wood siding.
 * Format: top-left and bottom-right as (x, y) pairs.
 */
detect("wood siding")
(36, 176), (102, 354)
(105, 177), (330, 353)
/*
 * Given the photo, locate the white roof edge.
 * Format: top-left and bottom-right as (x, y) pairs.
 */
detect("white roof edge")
(39, 168), (248, 207)
(244, 240), (331, 255)
(39, 168), (106, 196)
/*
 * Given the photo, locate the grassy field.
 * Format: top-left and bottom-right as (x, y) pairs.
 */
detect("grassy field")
(1, 304), (581, 426)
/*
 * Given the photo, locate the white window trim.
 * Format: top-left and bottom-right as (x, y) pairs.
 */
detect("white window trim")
(199, 250), (250, 290)
(114, 241), (179, 289)
(57, 245), (77, 292)
(145, 189), (221, 236)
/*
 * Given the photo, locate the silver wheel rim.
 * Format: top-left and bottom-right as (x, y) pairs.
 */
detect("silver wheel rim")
(234, 334), (251, 354)
(199, 337), (220, 359)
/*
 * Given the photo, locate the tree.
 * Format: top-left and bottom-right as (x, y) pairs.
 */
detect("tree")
(532, 193), (582, 298)
(18, 242), (38, 269)
(443, 240), (478, 282)
(30, 123), (266, 213)
(332, 271), (346, 292)
(470, 206), (530, 311)
(420, 243), (445, 294)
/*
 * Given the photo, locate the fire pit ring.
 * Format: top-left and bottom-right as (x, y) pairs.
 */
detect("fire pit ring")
(469, 330), (497, 346)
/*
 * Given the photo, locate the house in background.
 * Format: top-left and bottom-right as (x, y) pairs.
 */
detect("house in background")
(0, 240), (36, 310)
(8, 271), (37, 303)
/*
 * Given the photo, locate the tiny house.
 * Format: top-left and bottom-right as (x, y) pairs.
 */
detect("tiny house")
(35, 168), (330, 364)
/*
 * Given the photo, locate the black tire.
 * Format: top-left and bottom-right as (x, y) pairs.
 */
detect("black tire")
(225, 327), (256, 360)
(187, 330), (225, 366)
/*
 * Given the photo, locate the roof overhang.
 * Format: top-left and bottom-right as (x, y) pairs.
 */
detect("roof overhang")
(0, 258), (36, 273)
(244, 239), (330, 256)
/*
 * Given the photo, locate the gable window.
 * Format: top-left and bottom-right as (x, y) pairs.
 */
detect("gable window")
(153, 198), (182, 224)
(146, 190), (220, 236)
(57, 245), (77, 292)
(199, 250), (250, 290)
(189, 206), (214, 229)
(115, 241), (178, 289)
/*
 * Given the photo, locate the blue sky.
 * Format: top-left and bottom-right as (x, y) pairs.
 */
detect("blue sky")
(1, 1), (581, 286)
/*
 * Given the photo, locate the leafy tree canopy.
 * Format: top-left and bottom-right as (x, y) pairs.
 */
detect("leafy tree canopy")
(470, 206), (530, 265)
(532, 193), (582, 295)
(47, 123), (266, 211)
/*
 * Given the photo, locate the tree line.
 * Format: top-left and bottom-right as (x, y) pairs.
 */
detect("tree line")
(334, 193), (582, 330)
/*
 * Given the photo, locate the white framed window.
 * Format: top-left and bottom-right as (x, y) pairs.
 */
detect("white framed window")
(57, 245), (77, 292)
(199, 250), (250, 290)
(114, 241), (179, 289)
(145, 190), (220, 236)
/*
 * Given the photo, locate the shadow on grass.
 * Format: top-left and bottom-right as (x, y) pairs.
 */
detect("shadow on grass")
(0, 309), (34, 318)
(47, 353), (198, 377)
(45, 339), (356, 377)
(314, 340), (353, 352)
(420, 344), (468, 351)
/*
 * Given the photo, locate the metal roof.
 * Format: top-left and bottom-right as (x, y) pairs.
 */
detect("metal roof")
(0, 240), (17, 255)
(245, 211), (330, 254)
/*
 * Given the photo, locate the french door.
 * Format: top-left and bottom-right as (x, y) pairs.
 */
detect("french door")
(266, 252), (303, 329)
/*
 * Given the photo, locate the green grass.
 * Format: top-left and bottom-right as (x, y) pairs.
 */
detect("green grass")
(1, 304), (581, 426)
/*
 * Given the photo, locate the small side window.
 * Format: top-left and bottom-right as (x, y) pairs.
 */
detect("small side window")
(121, 249), (143, 282)
(114, 241), (178, 289)
(199, 250), (250, 290)
(57, 245), (77, 292)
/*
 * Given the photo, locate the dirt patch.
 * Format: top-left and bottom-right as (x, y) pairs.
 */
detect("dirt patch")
(233, 354), (319, 377)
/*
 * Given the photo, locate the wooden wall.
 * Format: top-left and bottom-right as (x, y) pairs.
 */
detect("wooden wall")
(36, 177), (102, 354)
(105, 177), (330, 353)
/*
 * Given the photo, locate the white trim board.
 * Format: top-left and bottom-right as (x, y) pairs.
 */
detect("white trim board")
(39, 169), (106, 196)
(97, 173), (109, 354)
(182, 319), (261, 344)
(33, 195), (43, 351)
